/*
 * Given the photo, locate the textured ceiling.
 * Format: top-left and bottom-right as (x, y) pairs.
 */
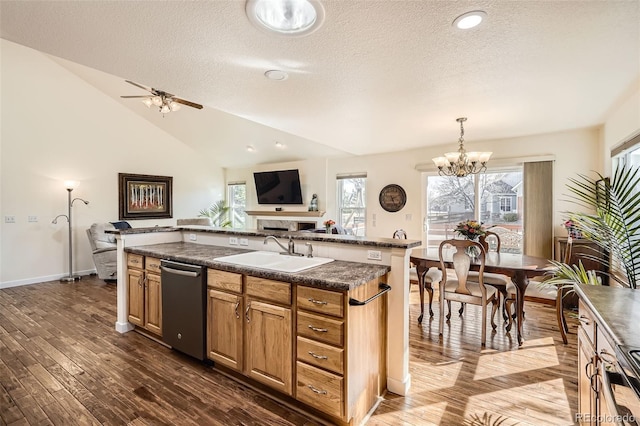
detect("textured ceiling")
(1, 1), (639, 168)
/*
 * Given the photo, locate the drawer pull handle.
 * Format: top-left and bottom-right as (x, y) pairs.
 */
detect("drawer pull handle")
(578, 315), (591, 325)
(308, 298), (328, 305)
(308, 325), (328, 333)
(308, 351), (328, 360)
(307, 385), (327, 395)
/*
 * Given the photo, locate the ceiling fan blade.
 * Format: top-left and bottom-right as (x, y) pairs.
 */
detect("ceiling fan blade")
(120, 95), (153, 99)
(172, 97), (203, 110)
(125, 80), (154, 93)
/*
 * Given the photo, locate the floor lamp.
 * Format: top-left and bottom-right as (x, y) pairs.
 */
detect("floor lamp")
(53, 180), (89, 282)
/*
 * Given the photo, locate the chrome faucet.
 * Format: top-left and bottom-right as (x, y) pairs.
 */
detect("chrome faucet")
(263, 235), (303, 256)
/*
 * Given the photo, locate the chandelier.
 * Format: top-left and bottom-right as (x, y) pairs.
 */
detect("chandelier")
(432, 117), (492, 177)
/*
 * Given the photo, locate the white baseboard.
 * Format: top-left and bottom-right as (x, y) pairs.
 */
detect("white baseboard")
(0, 268), (97, 289)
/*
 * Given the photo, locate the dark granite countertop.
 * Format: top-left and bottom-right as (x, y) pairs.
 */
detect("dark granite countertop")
(575, 284), (640, 347)
(110, 225), (421, 249)
(125, 242), (390, 291)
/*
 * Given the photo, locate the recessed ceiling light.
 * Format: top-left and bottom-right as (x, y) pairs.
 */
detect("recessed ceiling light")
(453, 10), (487, 30)
(246, 0), (325, 37)
(275, 141), (285, 148)
(264, 70), (289, 81)
(246, 145), (255, 152)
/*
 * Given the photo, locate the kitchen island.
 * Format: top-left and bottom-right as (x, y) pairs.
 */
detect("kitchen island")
(110, 226), (421, 424)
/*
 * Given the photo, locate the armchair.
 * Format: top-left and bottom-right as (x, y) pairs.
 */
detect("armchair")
(86, 222), (125, 281)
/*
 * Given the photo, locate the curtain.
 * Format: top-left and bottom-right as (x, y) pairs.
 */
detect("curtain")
(523, 161), (553, 258)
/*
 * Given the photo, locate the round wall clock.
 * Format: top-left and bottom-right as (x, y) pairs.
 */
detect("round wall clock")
(379, 184), (407, 212)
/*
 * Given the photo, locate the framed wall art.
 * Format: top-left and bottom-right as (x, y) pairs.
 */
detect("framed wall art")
(118, 173), (173, 220)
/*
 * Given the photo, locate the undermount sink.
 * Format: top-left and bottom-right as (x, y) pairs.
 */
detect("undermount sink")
(215, 251), (334, 273)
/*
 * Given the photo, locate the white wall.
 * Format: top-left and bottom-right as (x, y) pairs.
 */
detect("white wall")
(602, 84), (640, 175)
(0, 40), (224, 287)
(227, 127), (602, 241)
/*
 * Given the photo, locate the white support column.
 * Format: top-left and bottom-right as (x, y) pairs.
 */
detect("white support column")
(386, 247), (411, 395)
(114, 234), (134, 333)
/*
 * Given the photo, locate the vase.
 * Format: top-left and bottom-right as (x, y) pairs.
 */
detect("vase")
(465, 245), (480, 259)
(325, 226), (331, 234)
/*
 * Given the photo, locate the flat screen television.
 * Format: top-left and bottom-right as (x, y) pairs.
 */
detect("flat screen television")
(253, 169), (304, 205)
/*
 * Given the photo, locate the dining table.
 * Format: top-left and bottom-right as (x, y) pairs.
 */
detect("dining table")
(410, 247), (553, 346)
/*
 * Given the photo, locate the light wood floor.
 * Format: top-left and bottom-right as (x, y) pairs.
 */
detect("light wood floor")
(0, 276), (577, 425)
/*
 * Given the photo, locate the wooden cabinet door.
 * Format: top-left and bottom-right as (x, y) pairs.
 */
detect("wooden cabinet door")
(245, 299), (292, 395)
(127, 268), (145, 327)
(577, 328), (596, 425)
(145, 272), (162, 336)
(207, 289), (243, 371)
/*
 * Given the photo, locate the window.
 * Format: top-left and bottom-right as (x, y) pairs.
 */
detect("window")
(499, 197), (512, 212)
(227, 182), (246, 229)
(336, 173), (366, 236)
(425, 169), (523, 253)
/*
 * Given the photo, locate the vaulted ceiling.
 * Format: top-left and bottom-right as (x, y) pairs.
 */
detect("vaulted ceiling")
(1, 1), (638, 168)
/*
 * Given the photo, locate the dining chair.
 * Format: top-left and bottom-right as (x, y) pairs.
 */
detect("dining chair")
(438, 239), (499, 347)
(393, 229), (441, 321)
(504, 237), (573, 344)
(461, 230), (511, 320)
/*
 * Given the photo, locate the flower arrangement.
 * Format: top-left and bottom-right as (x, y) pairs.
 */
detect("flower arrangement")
(455, 220), (486, 240)
(563, 219), (582, 238)
(323, 219), (335, 233)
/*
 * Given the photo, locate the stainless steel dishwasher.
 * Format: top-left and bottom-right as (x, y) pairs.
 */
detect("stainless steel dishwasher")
(160, 260), (206, 361)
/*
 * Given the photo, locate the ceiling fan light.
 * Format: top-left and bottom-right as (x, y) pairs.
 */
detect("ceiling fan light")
(151, 96), (163, 107)
(160, 104), (171, 114)
(169, 101), (181, 111)
(141, 98), (153, 108)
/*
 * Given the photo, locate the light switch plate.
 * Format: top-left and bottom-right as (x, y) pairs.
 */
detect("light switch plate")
(4, 216), (15, 223)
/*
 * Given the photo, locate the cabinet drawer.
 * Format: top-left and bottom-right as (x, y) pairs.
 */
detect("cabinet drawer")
(297, 286), (344, 318)
(578, 299), (596, 347)
(246, 276), (291, 305)
(145, 257), (161, 274)
(208, 269), (243, 294)
(296, 361), (344, 419)
(127, 253), (144, 269)
(297, 311), (344, 347)
(297, 336), (344, 375)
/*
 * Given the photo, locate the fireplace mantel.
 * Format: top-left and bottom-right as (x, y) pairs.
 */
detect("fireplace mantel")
(244, 210), (326, 217)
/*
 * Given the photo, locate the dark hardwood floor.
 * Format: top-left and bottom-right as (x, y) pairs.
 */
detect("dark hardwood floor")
(0, 276), (577, 425)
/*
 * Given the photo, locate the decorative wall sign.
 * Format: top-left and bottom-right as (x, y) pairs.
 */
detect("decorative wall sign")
(118, 173), (173, 220)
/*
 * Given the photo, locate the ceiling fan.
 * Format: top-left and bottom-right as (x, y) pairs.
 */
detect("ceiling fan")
(121, 80), (203, 114)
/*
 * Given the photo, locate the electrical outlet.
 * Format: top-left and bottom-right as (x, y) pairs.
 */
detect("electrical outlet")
(367, 250), (382, 261)
(229, 237), (238, 245)
(189, 234), (197, 241)
(239, 238), (249, 246)
(28, 215), (38, 223)
(4, 216), (15, 223)
(405, 214), (412, 221)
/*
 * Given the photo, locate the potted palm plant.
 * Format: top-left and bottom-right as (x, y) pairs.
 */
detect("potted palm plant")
(552, 165), (640, 288)
(199, 200), (232, 228)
